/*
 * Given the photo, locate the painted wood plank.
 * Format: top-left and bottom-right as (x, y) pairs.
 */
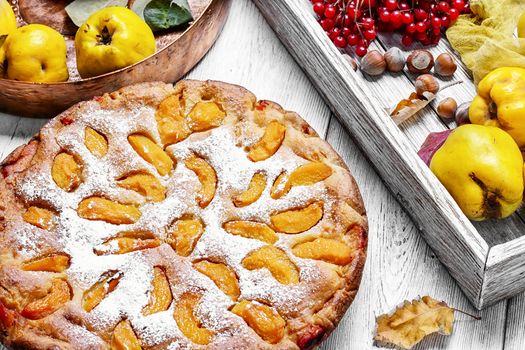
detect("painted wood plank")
(376, 33), (525, 246)
(322, 117), (507, 350)
(253, 0), (489, 308)
(504, 294), (525, 350)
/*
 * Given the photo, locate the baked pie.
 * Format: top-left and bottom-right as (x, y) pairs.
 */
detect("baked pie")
(0, 80), (367, 349)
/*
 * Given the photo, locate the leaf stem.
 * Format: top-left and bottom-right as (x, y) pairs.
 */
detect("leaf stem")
(452, 308), (482, 320)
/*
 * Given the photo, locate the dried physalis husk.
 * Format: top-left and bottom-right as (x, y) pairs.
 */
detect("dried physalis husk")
(231, 300), (286, 344)
(194, 260), (240, 301)
(21, 279), (71, 320)
(242, 245), (299, 285)
(174, 293), (214, 345)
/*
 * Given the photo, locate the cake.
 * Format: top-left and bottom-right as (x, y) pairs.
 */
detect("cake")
(0, 80), (367, 349)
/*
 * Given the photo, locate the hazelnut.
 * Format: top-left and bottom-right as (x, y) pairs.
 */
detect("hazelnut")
(384, 47), (405, 73)
(415, 74), (440, 95)
(407, 49), (434, 74)
(342, 53), (358, 71)
(434, 53), (457, 77)
(437, 97), (457, 120)
(360, 50), (386, 76)
(455, 102), (471, 126)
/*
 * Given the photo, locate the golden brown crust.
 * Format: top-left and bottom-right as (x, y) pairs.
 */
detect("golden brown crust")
(0, 80), (367, 350)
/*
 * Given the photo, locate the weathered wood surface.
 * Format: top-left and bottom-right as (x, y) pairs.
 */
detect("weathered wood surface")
(253, 0), (525, 310)
(1, 0), (525, 348)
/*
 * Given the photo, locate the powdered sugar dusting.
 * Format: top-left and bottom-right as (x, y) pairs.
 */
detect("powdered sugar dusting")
(3, 90), (347, 349)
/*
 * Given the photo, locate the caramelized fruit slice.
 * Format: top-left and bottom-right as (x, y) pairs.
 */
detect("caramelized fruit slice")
(242, 246), (299, 285)
(167, 217), (204, 257)
(22, 254), (70, 273)
(85, 127), (108, 158)
(23, 206), (55, 230)
(143, 267), (172, 316)
(77, 197), (141, 224)
(187, 101), (226, 132)
(21, 279), (71, 320)
(248, 121), (286, 162)
(231, 300), (285, 344)
(272, 163), (332, 199)
(233, 173), (266, 207)
(82, 273), (120, 312)
(174, 293), (214, 345)
(223, 221), (278, 244)
(128, 134), (174, 176)
(270, 173), (288, 199)
(185, 156), (217, 208)
(193, 261), (240, 301)
(270, 202), (323, 234)
(95, 237), (161, 255)
(111, 320), (142, 350)
(156, 94), (191, 146)
(293, 238), (352, 265)
(52, 152), (82, 192)
(117, 174), (166, 202)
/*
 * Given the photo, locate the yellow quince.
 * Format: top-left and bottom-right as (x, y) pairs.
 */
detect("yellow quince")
(75, 7), (156, 79)
(518, 11), (525, 38)
(430, 124), (524, 221)
(0, 0), (17, 69)
(469, 67), (525, 153)
(4, 24), (69, 82)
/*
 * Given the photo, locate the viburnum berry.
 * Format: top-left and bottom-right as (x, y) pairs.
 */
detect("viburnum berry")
(312, 0), (470, 55)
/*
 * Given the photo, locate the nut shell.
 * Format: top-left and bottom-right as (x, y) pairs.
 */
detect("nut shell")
(415, 74), (439, 95)
(434, 53), (457, 77)
(437, 97), (458, 120)
(360, 50), (386, 76)
(384, 47), (405, 73)
(455, 102), (471, 125)
(407, 50), (434, 74)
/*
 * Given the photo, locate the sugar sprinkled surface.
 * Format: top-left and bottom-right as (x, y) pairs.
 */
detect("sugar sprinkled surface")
(4, 90), (350, 349)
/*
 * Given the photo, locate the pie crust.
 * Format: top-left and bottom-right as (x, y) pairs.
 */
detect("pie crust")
(0, 80), (367, 350)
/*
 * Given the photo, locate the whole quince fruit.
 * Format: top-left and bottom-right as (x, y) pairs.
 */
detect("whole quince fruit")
(426, 125), (524, 221)
(0, 0), (17, 68)
(4, 24), (69, 82)
(469, 67), (525, 153)
(518, 11), (525, 38)
(75, 7), (156, 79)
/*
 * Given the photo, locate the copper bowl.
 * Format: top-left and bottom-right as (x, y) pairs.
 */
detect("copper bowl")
(0, 0), (230, 118)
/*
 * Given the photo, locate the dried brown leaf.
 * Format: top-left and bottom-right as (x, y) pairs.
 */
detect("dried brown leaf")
(390, 91), (435, 125)
(374, 296), (454, 349)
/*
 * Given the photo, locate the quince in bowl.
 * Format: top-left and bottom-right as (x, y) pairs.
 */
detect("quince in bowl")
(0, 0), (230, 117)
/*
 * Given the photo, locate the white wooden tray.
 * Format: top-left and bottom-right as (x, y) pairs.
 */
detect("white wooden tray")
(253, 0), (525, 310)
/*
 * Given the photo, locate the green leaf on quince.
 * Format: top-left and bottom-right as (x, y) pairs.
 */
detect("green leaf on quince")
(144, 0), (193, 32)
(65, 0), (128, 27)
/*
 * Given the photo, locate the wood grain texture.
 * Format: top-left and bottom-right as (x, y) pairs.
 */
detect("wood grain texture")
(322, 117), (507, 350)
(1, 0), (524, 348)
(253, 0), (491, 308)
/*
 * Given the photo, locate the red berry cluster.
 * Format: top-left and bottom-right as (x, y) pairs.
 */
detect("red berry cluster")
(312, 0), (470, 57)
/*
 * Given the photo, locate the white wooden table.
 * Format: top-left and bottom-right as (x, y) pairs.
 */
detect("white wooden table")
(1, 1), (524, 349)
